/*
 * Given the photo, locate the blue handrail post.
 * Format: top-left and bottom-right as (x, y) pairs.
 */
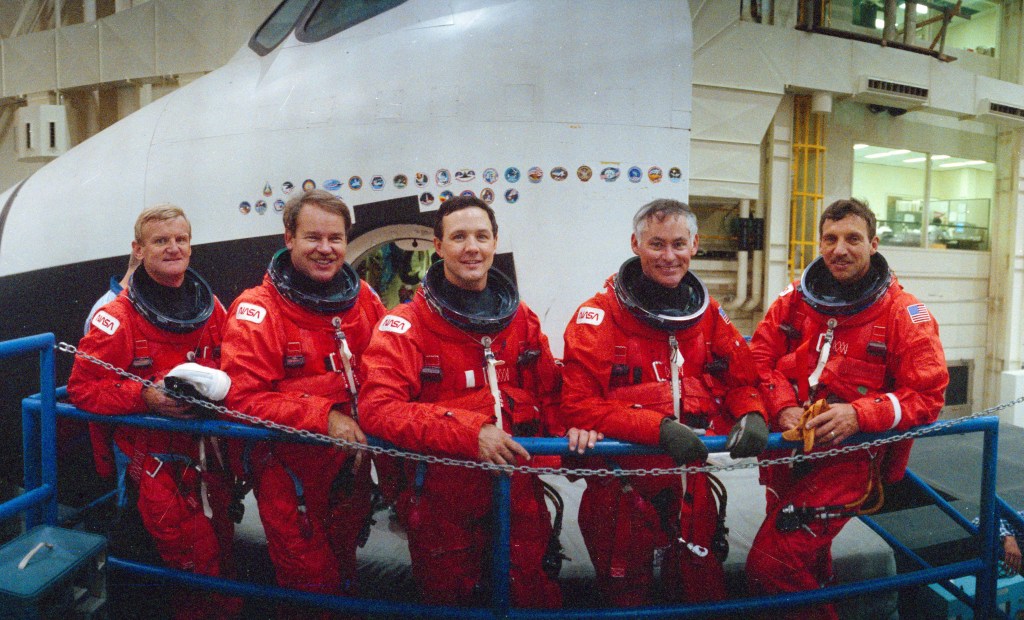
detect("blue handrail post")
(14, 333), (56, 529)
(22, 376), (41, 529)
(491, 471), (512, 618)
(975, 421), (999, 618)
(39, 334), (58, 526)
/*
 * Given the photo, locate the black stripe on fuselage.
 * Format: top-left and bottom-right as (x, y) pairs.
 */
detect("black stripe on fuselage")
(0, 224), (516, 471)
(0, 234), (282, 477)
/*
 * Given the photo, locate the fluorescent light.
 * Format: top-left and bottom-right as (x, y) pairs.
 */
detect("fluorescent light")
(938, 160), (988, 168)
(875, 18), (885, 29)
(901, 2), (928, 14)
(853, 144), (869, 150)
(902, 155), (950, 163)
(864, 149), (911, 159)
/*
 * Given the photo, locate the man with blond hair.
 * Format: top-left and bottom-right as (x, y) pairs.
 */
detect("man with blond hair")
(69, 205), (240, 619)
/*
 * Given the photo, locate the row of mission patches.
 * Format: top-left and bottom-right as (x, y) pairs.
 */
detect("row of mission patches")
(238, 164), (685, 214)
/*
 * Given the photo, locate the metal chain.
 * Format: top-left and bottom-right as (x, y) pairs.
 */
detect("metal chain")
(56, 341), (1024, 478)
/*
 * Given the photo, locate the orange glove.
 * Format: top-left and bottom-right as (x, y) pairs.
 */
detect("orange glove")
(781, 399), (830, 452)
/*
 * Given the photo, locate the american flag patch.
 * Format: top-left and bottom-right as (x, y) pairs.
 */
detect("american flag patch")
(719, 307), (731, 324)
(907, 303), (931, 324)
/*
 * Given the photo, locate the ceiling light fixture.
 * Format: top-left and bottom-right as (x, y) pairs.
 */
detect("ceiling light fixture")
(938, 160), (988, 168)
(864, 149), (911, 159)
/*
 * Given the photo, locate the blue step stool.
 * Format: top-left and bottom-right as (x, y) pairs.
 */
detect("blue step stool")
(0, 525), (106, 619)
(921, 573), (1024, 619)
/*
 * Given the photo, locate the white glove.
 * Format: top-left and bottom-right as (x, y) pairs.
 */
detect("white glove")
(164, 362), (231, 401)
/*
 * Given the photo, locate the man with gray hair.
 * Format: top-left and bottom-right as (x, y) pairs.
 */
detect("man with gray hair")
(560, 198), (769, 606)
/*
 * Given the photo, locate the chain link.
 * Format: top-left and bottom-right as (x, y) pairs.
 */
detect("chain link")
(56, 341), (1024, 478)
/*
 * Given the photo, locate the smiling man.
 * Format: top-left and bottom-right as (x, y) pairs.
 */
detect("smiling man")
(360, 195), (596, 608)
(220, 189), (386, 617)
(68, 205), (239, 619)
(559, 199), (768, 606)
(746, 198), (948, 620)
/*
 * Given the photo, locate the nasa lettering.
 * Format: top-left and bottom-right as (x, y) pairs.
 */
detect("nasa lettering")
(378, 315), (412, 334)
(235, 303), (267, 325)
(91, 310), (121, 336)
(576, 307), (605, 326)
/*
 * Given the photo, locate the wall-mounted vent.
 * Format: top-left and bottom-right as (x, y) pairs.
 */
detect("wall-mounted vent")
(851, 76), (929, 110)
(975, 99), (1024, 127)
(15, 105), (70, 163)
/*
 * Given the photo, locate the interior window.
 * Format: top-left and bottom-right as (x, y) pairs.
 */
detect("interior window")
(250, 0), (314, 55)
(297, 0), (407, 42)
(841, 1), (999, 59)
(852, 143), (992, 251)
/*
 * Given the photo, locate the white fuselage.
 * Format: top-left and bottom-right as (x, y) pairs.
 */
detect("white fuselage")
(0, 0), (692, 348)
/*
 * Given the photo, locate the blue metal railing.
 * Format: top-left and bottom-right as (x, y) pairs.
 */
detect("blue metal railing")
(1, 332), (1009, 618)
(1, 333), (58, 528)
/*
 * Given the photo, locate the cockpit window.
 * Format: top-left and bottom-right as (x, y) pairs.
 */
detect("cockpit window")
(296, 0), (407, 43)
(249, 0), (314, 56)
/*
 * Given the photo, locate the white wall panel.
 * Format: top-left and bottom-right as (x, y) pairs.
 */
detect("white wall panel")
(1, 0), (279, 101)
(691, 11), (1024, 121)
(693, 22), (788, 95)
(689, 0), (738, 56)
(928, 59), (978, 116)
(690, 139), (761, 198)
(691, 86), (780, 142)
(57, 22), (100, 90)
(99, 2), (156, 83)
(881, 246), (990, 410)
(689, 79), (779, 199)
(156, 0), (226, 76)
(2, 30), (56, 98)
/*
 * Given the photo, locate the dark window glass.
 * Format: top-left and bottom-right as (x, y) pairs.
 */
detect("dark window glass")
(298, 0), (406, 42)
(250, 0), (314, 55)
(945, 364), (969, 407)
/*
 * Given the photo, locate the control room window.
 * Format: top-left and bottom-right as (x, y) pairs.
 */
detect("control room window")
(852, 143), (992, 251)
(844, 1), (1000, 59)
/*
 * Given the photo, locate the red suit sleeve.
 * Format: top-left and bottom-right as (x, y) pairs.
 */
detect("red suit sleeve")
(750, 286), (802, 421)
(707, 301), (767, 422)
(359, 311), (491, 459)
(67, 301), (147, 415)
(221, 295), (334, 435)
(560, 298), (664, 446)
(853, 293), (947, 433)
